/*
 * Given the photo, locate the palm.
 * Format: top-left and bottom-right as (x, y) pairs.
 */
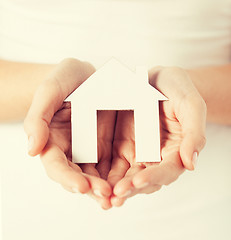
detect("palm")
(25, 63), (206, 209)
(48, 103), (72, 160)
(108, 102), (185, 205)
(159, 101), (183, 165)
(41, 103), (116, 209)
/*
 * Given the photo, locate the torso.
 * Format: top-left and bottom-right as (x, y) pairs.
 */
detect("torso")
(0, 0), (231, 68)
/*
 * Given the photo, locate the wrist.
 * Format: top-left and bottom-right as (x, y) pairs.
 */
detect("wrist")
(185, 69), (206, 101)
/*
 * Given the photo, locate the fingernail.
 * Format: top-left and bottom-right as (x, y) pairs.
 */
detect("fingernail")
(121, 190), (132, 197)
(72, 187), (80, 193)
(28, 136), (34, 152)
(192, 152), (198, 169)
(93, 189), (103, 198)
(135, 182), (149, 189)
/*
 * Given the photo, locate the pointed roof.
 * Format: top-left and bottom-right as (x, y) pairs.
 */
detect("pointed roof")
(66, 58), (167, 104)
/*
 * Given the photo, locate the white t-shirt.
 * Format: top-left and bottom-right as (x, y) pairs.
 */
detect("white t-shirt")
(0, 0), (231, 68)
(0, 1), (231, 240)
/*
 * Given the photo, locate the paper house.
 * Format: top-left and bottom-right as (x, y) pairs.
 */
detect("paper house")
(66, 58), (167, 164)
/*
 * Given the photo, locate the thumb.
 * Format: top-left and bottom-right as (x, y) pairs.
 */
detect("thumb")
(23, 81), (62, 156)
(180, 132), (206, 170)
(179, 96), (207, 170)
(24, 116), (50, 157)
(24, 58), (95, 156)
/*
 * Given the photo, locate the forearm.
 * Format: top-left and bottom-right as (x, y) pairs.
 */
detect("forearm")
(0, 60), (55, 122)
(187, 64), (231, 125)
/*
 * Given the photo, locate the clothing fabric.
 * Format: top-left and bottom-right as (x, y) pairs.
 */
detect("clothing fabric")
(0, 0), (231, 68)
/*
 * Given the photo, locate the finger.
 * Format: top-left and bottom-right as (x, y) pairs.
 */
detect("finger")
(110, 195), (127, 207)
(107, 157), (130, 187)
(62, 185), (82, 193)
(109, 162), (140, 207)
(79, 163), (100, 177)
(41, 143), (90, 193)
(96, 157), (111, 180)
(138, 184), (162, 194)
(24, 59), (95, 156)
(79, 163), (112, 198)
(70, 161), (112, 206)
(179, 96), (207, 170)
(116, 184), (162, 199)
(87, 191), (112, 210)
(113, 165), (144, 197)
(96, 110), (117, 180)
(62, 182), (112, 209)
(108, 110), (135, 187)
(111, 184), (161, 207)
(132, 151), (185, 188)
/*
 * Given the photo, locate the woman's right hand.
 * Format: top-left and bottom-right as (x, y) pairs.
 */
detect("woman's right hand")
(107, 66), (207, 206)
(24, 58), (114, 209)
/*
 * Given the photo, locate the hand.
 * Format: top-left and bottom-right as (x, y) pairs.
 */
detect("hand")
(24, 58), (115, 209)
(108, 66), (207, 206)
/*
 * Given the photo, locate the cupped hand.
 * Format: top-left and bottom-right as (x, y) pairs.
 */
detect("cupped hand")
(24, 58), (115, 209)
(24, 61), (207, 209)
(108, 66), (207, 206)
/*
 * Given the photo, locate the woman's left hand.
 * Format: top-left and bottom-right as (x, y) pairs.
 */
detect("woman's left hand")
(24, 58), (115, 209)
(107, 66), (207, 206)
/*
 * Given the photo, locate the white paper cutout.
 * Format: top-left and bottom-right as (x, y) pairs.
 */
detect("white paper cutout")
(66, 58), (167, 164)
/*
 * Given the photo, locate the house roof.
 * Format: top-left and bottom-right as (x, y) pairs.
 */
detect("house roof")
(66, 58), (167, 107)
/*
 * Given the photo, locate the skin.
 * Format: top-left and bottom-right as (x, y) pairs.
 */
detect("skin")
(109, 67), (207, 206)
(187, 64), (231, 125)
(40, 103), (116, 209)
(0, 60), (54, 122)
(0, 58), (230, 209)
(24, 60), (207, 209)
